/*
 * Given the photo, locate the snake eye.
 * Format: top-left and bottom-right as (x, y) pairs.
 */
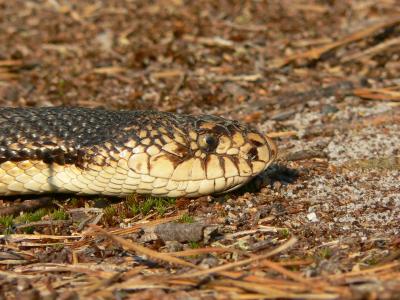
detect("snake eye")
(198, 134), (218, 152)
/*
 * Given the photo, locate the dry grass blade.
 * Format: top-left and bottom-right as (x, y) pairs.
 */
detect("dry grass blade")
(0, 60), (23, 67)
(0, 72), (19, 80)
(267, 131), (298, 138)
(321, 261), (400, 280)
(151, 69), (184, 79)
(208, 279), (338, 299)
(69, 213), (182, 248)
(89, 225), (201, 269)
(0, 234), (81, 241)
(15, 263), (116, 279)
(353, 87), (400, 101)
(0, 270), (37, 279)
(269, 15), (400, 68)
(176, 237), (297, 278)
(212, 74), (262, 82)
(342, 36), (400, 62)
(258, 259), (310, 284)
(90, 278), (172, 297)
(92, 66), (127, 74)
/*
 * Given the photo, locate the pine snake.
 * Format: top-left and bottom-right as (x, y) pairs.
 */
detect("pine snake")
(0, 107), (277, 198)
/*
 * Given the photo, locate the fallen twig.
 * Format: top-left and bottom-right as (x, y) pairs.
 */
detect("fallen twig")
(269, 15), (400, 68)
(89, 224), (200, 269)
(0, 197), (54, 216)
(342, 36), (400, 62)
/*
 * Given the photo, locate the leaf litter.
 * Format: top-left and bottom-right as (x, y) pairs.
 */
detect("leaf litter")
(0, 1), (400, 299)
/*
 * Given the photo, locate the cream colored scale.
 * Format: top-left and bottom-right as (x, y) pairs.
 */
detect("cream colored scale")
(0, 140), (273, 197)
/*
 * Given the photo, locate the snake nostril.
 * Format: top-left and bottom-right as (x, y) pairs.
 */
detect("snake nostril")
(250, 140), (263, 147)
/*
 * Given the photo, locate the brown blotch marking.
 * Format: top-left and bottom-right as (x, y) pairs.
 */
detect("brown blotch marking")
(213, 124), (229, 135)
(159, 133), (173, 144)
(76, 149), (87, 169)
(248, 147), (258, 160)
(17, 149), (34, 160)
(174, 144), (189, 157)
(229, 156), (239, 170)
(219, 156), (226, 176)
(264, 141), (274, 162)
(165, 153), (182, 168)
(154, 139), (163, 146)
(150, 152), (182, 169)
(267, 139), (277, 160)
(199, 157), (207, 177)
(247, 133), (265, 147)
(226, 123), (241, 134)
(162, 142), (188, 158)
(205, 154), (223, 179)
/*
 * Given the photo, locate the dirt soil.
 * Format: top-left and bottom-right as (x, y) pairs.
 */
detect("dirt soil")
(0, 1), (399, 299)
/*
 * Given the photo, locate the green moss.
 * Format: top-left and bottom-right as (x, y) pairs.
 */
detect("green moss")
(365, 257), (379, 266)
(140, 197), (156, 215)
(104, 206), (116, 218)
(189, 241), (200, 249)
(69, 198), (80, 207)
(178, 213), (195, 224)
(14, 208), (48, 234)
(278, 228), (290, 238)
(51, 209), (69, 220)
(15, 208), (48, 224)
(57, 79), (66, 96)
(0, 215), (14, 234)
(102, 205), (117, 226)
(129, 196), (175, 216)
(129, 203), (140, 216)
(318, 247), (333, 259)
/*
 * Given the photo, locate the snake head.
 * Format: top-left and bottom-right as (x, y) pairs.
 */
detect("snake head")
(114, 111), (277, 197)
(185, 115), (277, 194)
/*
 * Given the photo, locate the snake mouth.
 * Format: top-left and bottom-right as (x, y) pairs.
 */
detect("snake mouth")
(198, 135), (277, 197)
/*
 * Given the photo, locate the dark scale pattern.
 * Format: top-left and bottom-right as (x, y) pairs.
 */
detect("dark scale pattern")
(0, 107), (249, 168)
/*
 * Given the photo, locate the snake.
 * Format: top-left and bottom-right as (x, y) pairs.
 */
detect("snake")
(0, 107), (277, 198)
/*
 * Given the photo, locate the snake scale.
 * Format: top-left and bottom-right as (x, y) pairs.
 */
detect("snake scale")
(0, 107), (277, 198)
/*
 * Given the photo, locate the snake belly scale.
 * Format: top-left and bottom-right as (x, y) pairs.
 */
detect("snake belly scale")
(0, 107), (277, 198)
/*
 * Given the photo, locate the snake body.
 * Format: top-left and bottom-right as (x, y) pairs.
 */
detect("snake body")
(0, 107), (277, 198)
